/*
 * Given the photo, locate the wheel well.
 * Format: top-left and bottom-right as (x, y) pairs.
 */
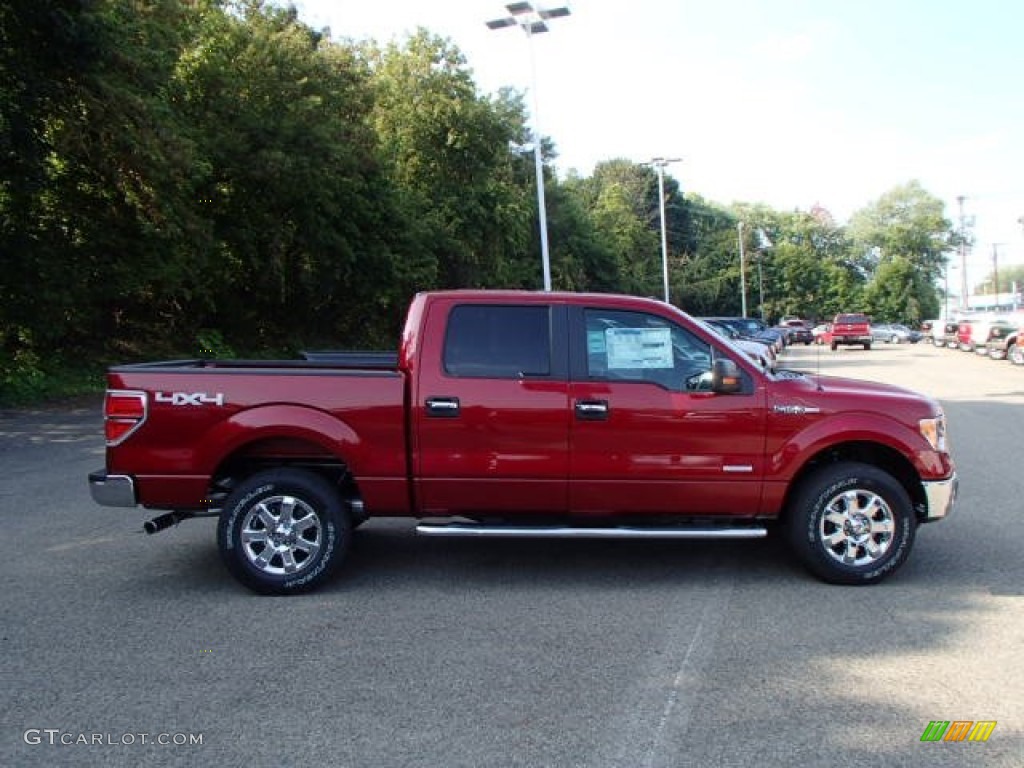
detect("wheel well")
(781, 441), (928, 523)
(207, 437), (364, 519)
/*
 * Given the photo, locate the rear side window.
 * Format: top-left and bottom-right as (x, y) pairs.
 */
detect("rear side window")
(443, 305), (551, 378)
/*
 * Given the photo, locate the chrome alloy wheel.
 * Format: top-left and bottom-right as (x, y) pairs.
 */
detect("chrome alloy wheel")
(819, 489), (895, 566)
(240, 495), (323, 576)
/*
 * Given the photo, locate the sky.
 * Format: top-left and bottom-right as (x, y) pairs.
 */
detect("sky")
(292, 0), (1024, 280)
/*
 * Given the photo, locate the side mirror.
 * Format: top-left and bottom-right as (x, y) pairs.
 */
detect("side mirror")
(711, 358), (743, 394)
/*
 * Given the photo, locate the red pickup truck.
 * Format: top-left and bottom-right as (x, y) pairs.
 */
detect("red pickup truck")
(828, 313), (872, 350)
(89, 290), (957, 593)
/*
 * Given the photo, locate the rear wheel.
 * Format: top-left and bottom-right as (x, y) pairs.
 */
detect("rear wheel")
(217, 468), (351, 594)
(785, 462), (915, 585)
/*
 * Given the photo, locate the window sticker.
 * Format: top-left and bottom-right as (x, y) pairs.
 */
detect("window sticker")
(606, 327), (673, 369)
(587, 330), (607, 356)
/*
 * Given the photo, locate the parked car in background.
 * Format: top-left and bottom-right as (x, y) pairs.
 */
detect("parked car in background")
(778, 318), (814, 345)
(983, 314), (1024, 361)
(697, 318), (777, 371)
(870, 323), (922, 344)
(921, 319), (953, 346)
(937, 319), (960, 348)
(812, 324), (831, 344)
(961, 314), (1003, 355)
(829, 313), (872, 350)
(955, 318), (974, 352)
(705, 317), (786, 354)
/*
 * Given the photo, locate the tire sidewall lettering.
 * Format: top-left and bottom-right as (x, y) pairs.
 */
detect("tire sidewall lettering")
(281, 523), (337, 590)
(223, 483), (274, 550)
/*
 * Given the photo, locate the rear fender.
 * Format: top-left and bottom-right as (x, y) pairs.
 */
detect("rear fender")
(198, 405), (364, 476)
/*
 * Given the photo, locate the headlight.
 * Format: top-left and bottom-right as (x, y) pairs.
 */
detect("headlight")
(919, 414), (948, 452)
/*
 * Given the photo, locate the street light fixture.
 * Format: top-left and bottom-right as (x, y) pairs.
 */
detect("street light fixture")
(645, 157), (681, 303)
(486, 2), (571, 292)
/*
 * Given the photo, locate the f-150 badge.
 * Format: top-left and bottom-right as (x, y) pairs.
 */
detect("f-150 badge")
(772, 404), (821, 415)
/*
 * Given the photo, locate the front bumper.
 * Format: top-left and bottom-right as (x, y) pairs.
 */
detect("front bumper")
(89, 470), (137, 507)
(921, 473), (957, 522)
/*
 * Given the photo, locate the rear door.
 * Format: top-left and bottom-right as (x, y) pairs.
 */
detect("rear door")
(567, 306), (767, 517)
(413, 300), (570, 515)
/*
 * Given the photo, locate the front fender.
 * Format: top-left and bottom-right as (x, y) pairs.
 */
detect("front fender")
(769, 411), (951, 481)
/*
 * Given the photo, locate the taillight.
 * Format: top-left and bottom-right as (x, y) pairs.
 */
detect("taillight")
(105, 390), (148, 446)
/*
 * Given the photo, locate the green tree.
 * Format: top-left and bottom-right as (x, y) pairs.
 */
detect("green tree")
(848, 181), (951, 322)
(364, 30), (533, 290)
(572, 159), (662, 296)
(175, 0), (405, 347)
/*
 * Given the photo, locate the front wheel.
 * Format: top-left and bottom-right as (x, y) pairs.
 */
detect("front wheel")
(1009, 344), (1024, 366)
(785, 462), (916, 585)
(217, 468), (351, 594)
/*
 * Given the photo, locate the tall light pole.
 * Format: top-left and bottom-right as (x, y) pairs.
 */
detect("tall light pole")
(737, 222), (747, 317)
(645, 157), (681, 303)
(487, 2), (570, 292)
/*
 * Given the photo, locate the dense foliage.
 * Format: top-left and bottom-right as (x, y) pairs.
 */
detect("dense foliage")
(2, 0), (960, 402)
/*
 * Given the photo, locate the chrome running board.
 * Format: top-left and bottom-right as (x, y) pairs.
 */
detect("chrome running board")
(415, 523), (767, 540)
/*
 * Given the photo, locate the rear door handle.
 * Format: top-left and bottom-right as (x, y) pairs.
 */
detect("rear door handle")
(425, 397), (460, 418)
(575, 399), (609, 421)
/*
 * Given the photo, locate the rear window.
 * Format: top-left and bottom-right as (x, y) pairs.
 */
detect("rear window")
(836, 314), (868, 324)
(443, 305), (551, 378)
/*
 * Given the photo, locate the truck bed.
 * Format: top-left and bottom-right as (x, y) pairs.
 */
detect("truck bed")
(111, 351), (399, 372)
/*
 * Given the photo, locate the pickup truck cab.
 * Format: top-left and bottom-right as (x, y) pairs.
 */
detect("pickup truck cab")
(90, 291), (956, 593)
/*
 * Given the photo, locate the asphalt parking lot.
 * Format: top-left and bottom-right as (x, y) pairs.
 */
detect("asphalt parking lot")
(1, 342), (1021, 767)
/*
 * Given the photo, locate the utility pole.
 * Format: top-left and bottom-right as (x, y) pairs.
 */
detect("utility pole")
(957, 196), (969, 310)
(737, 222), (747, 317)
(992, 243), (1002, 306)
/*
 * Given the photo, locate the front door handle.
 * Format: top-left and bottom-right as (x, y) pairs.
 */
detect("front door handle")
(425, 397), (460, 418)
(575, 399), (609, 421)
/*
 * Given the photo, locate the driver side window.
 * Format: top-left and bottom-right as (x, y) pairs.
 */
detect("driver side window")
(583, 309), (711, 391)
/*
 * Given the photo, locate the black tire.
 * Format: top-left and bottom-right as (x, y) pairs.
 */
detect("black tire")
(864, 342), (872, 350)
(830, 341), (838, 351)
(785, 462), (916, 585)
(1009, 343), (1023, 366)
(217, 468), (351, 594)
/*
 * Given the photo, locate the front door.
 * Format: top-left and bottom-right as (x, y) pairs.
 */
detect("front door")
(568, 307), (766, 517)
